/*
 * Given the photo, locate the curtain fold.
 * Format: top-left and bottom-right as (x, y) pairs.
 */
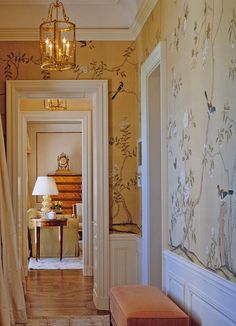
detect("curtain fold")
(0, 115), (27, 325)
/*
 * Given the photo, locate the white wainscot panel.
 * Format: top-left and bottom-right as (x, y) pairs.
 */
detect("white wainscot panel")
(110, 233), (141, 287)
(167, 272), (185, 307)
(164, 250), (236, 326)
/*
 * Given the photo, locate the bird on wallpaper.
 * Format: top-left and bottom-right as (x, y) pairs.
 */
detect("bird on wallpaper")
(217, 185), (234, 200)
(173, 157), (177, 169)
(78, 41), (89, 47)
(112, 81), (124, 100)
(204, 91), (216, 115)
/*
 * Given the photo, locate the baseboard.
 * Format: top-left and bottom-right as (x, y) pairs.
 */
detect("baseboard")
(83, 265), (93, 276)
(93, 288), (109, 310)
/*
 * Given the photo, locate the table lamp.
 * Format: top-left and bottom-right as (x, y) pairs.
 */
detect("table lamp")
(32, 176), (58, 217)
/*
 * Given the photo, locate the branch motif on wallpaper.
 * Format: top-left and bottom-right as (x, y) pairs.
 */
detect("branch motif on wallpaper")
(229, 59), (236, 81)
(0, 41), (96, 82)
(191, 0), (223, 70)
(228, 9), (236, 49)
(172, 108), (196, 247)
(72, 42), (139, 103)
(179, 109), (196, 162)
(0, 41), (138, 105)
(169, 0), (236, 281)
(171, 68), (183, 99)
(73, 42), (136, 80)
(170, 2), (189, 52)
(192, 16), (210, 67)
(168, 119), (178, 159)
(109, 117), (138, 228)
(171, 100), (236, 279)
(0, 52), (40, 80)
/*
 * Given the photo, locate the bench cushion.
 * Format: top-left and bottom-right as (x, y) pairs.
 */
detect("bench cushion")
(110, 285), (189, 326)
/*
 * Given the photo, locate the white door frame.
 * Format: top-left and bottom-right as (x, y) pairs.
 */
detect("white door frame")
(25, 111), (92, 276)
(6, 80), (110, 310)
(141, 42), (168, 289)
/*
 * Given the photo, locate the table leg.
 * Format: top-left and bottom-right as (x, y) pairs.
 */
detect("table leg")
(35, 226), (40, 261)
(59, 225), (63, 261)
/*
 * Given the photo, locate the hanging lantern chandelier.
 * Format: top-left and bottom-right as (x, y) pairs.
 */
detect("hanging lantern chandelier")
(44, 99), (67, 111)
(40, 0), (76, 71)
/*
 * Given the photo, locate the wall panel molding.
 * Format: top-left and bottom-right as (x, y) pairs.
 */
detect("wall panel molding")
(164, 250), (236, 325)
(110, 233), (141, 287)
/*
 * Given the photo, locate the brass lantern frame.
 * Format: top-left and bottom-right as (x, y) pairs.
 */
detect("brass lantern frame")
(40, 0), (76, 71)
(44, 98), (67, 111)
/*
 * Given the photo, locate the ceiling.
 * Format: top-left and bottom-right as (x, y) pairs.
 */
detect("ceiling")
(0, 0), (158, 41)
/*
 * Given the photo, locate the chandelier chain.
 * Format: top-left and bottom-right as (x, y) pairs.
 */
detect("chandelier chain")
(44, 0), (69, 23)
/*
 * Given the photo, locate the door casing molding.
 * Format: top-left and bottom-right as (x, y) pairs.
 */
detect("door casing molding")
(141, 42), (168, 289)
(6, 80), (110, 310)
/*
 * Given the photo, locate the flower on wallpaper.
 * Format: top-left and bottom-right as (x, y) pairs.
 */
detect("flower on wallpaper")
(183, 184), (190, 203)
(168, 119), (178, 140)
(171, 28), (179, 52)
(179, 110), (196, 162)
(183, 111), (189, 128)
(228, 9), (236, 49)
(216, 104), (235, 146)
(208, 159), (214, 178)
(202, 38), (209, 66)
(180, 169), (186, 186)
(191, 1), (213, 69)
(182, 3), (189, 34)
(229, 59), (236, 81)
(119, 116), (129, 131)
(168, 119), (178, 157)
(170, 3), (189, 51)
(171, 68), (183, 99)
(171, 169), (195, 237)
(111, 164), (120, 178)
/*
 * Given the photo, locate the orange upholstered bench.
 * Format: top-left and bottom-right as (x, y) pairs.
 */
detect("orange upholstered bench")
(110, 285), (189, 326)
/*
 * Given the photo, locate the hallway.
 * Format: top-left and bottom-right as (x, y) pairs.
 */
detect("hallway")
(26, 269), (108, 318)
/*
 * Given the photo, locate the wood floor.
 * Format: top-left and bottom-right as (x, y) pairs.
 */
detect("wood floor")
(26, 269), (108, 318)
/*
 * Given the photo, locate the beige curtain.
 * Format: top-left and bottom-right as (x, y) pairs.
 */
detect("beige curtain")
(0, 116), (27, 325)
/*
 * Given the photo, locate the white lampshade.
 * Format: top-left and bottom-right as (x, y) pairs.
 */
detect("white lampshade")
(32, 176), (58, 195)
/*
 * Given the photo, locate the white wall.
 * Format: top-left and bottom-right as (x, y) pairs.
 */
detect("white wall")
(36, 132), (82, 175)
(28, 122), (82, 207)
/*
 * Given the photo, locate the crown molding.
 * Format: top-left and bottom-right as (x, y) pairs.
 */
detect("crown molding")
(131, 0), (158, 39)
(0, 27), (134, 41)
(0, 0), (119, 4)
(0, 0), (158, 41)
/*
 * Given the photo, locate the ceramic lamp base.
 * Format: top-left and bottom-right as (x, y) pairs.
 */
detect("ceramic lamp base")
(41, 195), (52, 214)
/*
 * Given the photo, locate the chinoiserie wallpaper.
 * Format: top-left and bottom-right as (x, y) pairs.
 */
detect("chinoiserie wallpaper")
(1, 0), (236, 284)
(0, 41), (140, 233)
(165, 0), (236, 283)
(138, 0), (236, 282)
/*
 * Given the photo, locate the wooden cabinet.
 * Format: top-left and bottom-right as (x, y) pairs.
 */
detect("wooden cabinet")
(48, 174), (82, 215)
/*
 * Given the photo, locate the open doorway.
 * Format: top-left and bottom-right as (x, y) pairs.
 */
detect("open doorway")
(141, 43), (168, 289)
(26, 117), (85, 271)
(6, 80), (109, 310)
